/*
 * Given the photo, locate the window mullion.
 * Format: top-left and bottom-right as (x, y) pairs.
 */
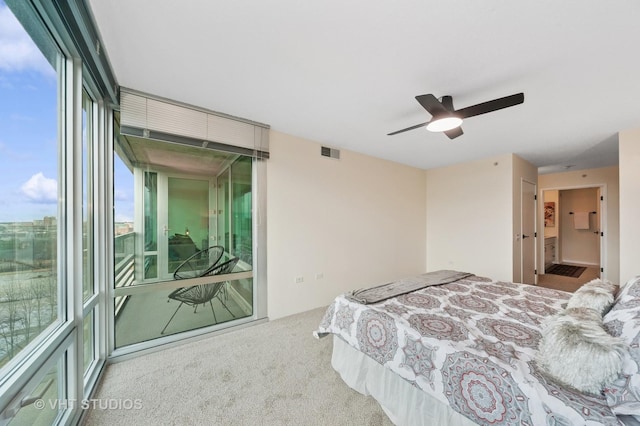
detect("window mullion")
(106, 108), (116, 358)
(81, 95), (107, 395)
(66, 57), (84, 413)
(95, 100), (109, 365)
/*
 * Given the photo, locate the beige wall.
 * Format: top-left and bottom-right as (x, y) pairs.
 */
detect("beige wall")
(266, 130), (427, 319)
(619, 128), (640, 284)
(425, 153), (514, 281)
(538, 166), (619, 285)
(265, 127), (634, 321)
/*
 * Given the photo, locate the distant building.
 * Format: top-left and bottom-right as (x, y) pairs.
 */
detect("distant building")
(115, 222), (134, 236)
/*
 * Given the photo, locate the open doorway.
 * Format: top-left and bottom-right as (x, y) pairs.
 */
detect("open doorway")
(539, 186), (603, 292)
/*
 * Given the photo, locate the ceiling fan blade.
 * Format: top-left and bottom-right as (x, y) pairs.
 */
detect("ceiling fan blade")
(415, 94), (448, 116)
(444, 127), (464, 139)
(387, 121), (429, 136)
(441, 95), (455, 111)
(455, 93), (524, 119)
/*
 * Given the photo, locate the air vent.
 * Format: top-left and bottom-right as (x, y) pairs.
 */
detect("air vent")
(321, 146), (340, 159)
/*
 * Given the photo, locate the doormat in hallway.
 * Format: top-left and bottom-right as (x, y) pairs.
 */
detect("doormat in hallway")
(545, 264), (586, 278)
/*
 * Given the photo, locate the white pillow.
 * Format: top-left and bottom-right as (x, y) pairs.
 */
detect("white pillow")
(536, 307), (627, 394)
(566, 278), (619, 315)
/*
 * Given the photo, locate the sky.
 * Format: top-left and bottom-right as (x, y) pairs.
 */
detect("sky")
(114, 155), (134, 223)
(0, 1), (134, 223)
(0, 1), (60, 222)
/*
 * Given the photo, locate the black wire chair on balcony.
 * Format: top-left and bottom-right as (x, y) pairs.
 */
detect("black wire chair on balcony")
(161, 254), (239, 335)
(172, 245), (225, 280)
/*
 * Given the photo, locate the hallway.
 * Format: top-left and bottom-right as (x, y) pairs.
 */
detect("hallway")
(537, 265), (600, 293)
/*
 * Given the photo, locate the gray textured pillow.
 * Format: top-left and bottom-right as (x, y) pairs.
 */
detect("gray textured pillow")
(566, 278), (619, 315)
(536, 307), (628, 394)
(602, 276), (640, 418)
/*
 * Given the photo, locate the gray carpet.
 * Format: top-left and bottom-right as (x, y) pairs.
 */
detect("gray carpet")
(83, 307), (393, 426)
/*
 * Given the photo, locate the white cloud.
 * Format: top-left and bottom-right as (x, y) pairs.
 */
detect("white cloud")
(0, 5), (53, 75)
(21, 172), (57, 203)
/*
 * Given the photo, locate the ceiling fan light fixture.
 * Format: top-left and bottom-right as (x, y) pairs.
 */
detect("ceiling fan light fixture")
(426, 116), (463, 132)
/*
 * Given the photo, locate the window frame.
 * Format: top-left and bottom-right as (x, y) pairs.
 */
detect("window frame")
(110, 143), (259, 353)
(0, 1), (115, 424)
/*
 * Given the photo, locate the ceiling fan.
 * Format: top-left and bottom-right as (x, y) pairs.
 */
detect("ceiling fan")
(388, 92), (524, 139)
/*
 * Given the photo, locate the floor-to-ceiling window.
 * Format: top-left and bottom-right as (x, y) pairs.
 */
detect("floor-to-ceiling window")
(113, 132), (258, 349)
(0, 1), (115, 424)
(0, 3), (67, 423)
(110, 88), (269, 356)
(1, 1), (267, 422)
(0, 0), (61, 372)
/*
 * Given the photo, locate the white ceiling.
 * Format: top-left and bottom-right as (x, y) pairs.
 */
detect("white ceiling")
(87, 0), (640, 173)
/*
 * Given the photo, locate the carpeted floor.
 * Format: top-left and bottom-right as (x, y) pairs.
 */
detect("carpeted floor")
(83, 307), (393, 426)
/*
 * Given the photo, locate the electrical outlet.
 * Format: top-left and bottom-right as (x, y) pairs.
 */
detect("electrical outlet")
(295, 276), (304, 284)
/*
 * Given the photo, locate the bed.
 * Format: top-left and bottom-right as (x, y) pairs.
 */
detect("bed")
(314, 271), (640, 426)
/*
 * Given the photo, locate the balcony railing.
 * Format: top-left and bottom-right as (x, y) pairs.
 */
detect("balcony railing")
(114, 232), (135, 317)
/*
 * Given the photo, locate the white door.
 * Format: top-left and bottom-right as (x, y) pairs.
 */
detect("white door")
(521, 180), (537, 284)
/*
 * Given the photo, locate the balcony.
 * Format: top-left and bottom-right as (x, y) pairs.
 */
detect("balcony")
(113, 232), (253, 348)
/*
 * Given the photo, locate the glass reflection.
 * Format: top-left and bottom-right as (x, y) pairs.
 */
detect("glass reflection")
(113, 132), (255, 348)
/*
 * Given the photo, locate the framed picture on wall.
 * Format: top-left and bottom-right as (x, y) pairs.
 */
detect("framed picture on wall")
(544, 202), (555, 227)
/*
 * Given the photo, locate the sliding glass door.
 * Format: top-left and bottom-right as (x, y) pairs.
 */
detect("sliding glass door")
(167, 176), (211, 277)
(140, 172), (213, 281)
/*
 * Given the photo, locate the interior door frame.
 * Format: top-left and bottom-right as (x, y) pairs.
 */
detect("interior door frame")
(539, 184), (607, 280)
(521, 179), (537, 284)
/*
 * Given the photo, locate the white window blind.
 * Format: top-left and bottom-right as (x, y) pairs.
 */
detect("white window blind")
(120, 89), (269, 157)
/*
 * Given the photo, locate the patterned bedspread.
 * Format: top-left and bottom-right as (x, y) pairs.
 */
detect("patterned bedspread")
(315, 275), (622, 425)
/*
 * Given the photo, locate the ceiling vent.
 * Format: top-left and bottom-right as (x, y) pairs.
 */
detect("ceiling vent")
(321, 146), (340, 159)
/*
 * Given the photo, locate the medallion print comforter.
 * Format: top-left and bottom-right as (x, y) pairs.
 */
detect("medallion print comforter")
(315, 274), (622, 425)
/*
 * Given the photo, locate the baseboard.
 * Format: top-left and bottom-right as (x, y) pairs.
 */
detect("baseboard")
(559, 259), (599, 267)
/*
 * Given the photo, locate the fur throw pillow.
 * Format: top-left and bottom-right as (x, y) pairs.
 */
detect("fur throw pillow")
(566, 278), (619, 315)
(536, 307), (628, 394)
